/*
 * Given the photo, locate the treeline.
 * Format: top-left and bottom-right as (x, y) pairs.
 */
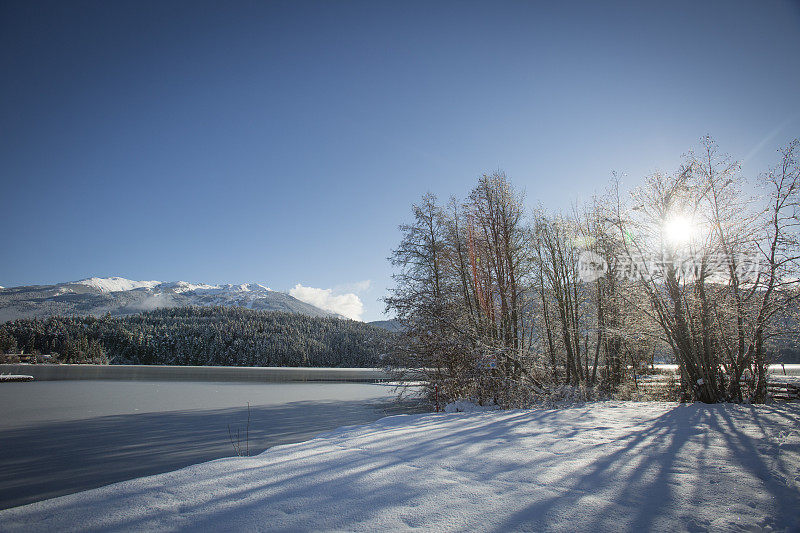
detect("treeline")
(0, 306), (393, 367)
(387, 136), (800, 405)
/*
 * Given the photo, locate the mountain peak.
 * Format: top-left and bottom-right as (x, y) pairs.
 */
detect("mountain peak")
(67, 278), (276, 295)
(73, 277), (162, 293)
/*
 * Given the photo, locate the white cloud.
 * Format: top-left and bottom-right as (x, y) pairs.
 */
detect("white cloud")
(290, 284), (364, 321)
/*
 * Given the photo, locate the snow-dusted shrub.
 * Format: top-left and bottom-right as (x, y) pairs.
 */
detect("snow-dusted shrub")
(529, 383), (600, 407)
(610, 374), (679, 401)
(444, 399), (501, 413)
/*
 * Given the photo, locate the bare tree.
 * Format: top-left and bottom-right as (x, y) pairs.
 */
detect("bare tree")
(749, 140), (800, 400)
(388, 137), (799, 407)
(609, 136), (800, 402)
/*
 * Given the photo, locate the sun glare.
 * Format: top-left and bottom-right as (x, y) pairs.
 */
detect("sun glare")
(663, 215), (695, 246)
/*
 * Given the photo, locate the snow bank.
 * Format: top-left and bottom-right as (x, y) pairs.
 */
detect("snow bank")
(771, 364), (800, 377)
(1, 402), (798, 532)
(0, 375), (33, 382)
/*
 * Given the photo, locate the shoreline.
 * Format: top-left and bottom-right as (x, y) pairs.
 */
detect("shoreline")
(0, 364), (391, 383)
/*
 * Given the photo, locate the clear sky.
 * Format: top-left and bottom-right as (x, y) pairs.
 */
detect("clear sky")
(1, 0), (799, 321)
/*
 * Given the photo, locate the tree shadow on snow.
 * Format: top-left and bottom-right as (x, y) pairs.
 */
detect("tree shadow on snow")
(4, 403), (798, 531)
(490, 404), (800, 532)
(0, 397), (417, 510)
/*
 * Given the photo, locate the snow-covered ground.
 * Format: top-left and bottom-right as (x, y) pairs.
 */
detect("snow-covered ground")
(1, 402), (798, 532)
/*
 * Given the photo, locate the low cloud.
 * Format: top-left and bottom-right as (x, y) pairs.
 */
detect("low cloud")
(290, 284), (365, 321)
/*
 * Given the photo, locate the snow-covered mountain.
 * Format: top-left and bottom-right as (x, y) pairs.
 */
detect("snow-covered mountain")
(0, 277), (337, 322)
(76, 277), (163, 293)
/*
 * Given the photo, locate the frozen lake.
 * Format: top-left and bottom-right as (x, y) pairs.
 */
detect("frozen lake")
(0, 380), (415, 510)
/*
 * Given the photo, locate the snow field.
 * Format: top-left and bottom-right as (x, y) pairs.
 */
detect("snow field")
(0, 402), (798, 532)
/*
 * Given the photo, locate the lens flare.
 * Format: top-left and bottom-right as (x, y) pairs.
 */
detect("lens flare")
(663, 215), (695, 246)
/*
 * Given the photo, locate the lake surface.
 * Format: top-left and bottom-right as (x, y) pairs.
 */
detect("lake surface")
(0, 380), (416, 510)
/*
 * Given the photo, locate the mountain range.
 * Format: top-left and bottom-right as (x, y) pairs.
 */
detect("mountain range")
(0, 277), (338, 323)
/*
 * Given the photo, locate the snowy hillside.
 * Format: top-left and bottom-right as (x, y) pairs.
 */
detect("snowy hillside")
(368, 319), (403, 332)
(0, 277), (334, 322)
(0, 402), (797, 531)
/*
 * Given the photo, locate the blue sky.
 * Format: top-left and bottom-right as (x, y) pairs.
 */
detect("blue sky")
(1, 0), (799, 321)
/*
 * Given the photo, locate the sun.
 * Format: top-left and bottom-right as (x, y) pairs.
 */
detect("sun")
(663, 215), (695, 246)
